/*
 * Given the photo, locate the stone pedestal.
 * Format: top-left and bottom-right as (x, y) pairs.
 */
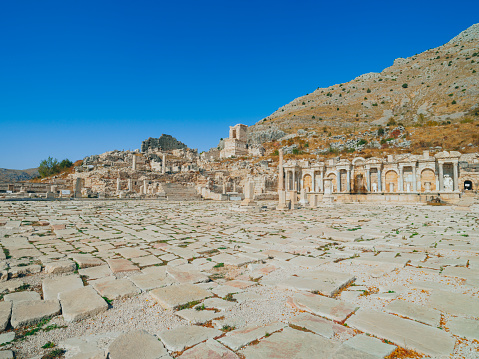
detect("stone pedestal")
(288, 190), (298, 209)
(299, 188), (309, 206)
(73, 178), (82, 198)
(309, 194), (318, 208)
(241, 181), (256, 207)
(276, 190), (288, 211)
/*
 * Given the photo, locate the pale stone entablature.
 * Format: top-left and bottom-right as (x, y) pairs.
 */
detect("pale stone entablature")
(279, 150), (479, 196)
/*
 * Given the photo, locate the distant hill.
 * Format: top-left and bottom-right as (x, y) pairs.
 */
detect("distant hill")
(250, 23), (479, 141)
(0, 168), (39, 183)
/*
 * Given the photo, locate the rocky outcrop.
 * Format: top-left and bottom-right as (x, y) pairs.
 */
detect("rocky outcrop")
(141, 134), (187, 153)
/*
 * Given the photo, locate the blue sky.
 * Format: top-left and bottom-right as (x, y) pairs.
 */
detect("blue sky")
(1, 0), (478, 169)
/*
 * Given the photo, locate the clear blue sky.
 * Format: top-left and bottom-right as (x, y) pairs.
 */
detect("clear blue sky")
(1, 0), (477, 169)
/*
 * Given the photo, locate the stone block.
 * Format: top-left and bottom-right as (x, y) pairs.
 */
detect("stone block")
(157, 326), (221, 352)
(108, 330), (168, 359)
(91, 277), (141, 300)
(150, 283), (212, 310)
(291, 292), (358, 322)
(344, 334), (396, 357)
(0, 302), (11, 332)
(44, 260), (77, 275)
(70, 254), (104, 268)
(43, 274), (84, 300)
(4, 291), (41, 303)
(180, 338), (238, 359)
(59, 286), (108, 322)
(10, 300), (61, 328)
(219, 322), (286, 350)
(106, 258), (140, 274)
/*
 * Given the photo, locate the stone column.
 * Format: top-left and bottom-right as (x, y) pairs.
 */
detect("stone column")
(143, 180), (148, 194)
(378, 168), (382, 192)
(366, 168), (371, 192)
(162, 154), (166, 174)
(336, 170), (341, 193)
(398, 165), (404, 192)
(128, 179), (132, 192)
(453, 162), (459, 191)
(74, 178), (82, 198)
(132, 155), (137, 171)
(346, 168), (351, 192)
(276, 190), (288, 211)
(116, 177), (121, 193)
(320, 170), (324, 192)
(299, 188), (309, 206)
(293, 170), (296, 191)
(438, 163), (444, 191)
(241, 181), (256, 206)
(412, 165), (417, 192)
(311, 172), (315, 192)
(278, 149), (284, 191)
(222, 182), (227, 195)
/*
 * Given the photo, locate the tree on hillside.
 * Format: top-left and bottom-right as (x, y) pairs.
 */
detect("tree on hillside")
(38, 157), (73, 178)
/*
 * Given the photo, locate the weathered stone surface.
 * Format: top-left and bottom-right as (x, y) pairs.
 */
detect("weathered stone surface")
(59, 286), (108, 322)
(4, 291), (41, 303)
(158, 326), (221, 352)
(385, 300), (441, 327)
(106, 258), (140, 274)
(203, 298), (236, 311)
(180, 338), (239, 359)
(70, 254), (104, 268)
(219, 322), (286, 350)
(0, 332), (15, 345)
(278, 270), (355, 297)
(0, 302), (12, 332)
(10, 300), (61, 328)
(175, 308), (223, 324)
(447, 317), (479, 341)
(346, 309), (455, 356)
(43, 274), (84, 300)
(44, 260), (76, 275)
(60, 332), (120, 359)
(150, 284), (211, 310)
(166, 266), (210, 284)
(240, 327), (337, 358)
(343, 334), (396, 358)
(108, 330), (168, 359)
(78, 265), (113, 280)
(0, 280), (24, 293)
(287, 313), (344, 339)
(91, 277), (141, 300)
(291, 292), (358, 322)
(428, 289), (479, 317)
(0, 350), (14, 359)
(129, 273), (175, 291)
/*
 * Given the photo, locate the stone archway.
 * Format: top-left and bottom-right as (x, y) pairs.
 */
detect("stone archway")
(327, 173), (337, 192)
(464, 180), (473, 191)
(421, 169), (436, 192)
(385, 170), (398, 192)
(303, 175), (312, 191)
(353, 174), (366, 193)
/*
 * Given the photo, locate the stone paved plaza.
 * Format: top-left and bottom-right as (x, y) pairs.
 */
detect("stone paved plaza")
(0, 200), (478, 358)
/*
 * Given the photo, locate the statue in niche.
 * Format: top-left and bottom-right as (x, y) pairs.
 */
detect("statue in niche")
(444, 174), (453, 191)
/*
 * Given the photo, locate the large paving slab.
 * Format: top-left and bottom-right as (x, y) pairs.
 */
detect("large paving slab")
(287, 313), (346, 339)
(447, 317), (479, 341)
(150, 283), (212, 310)
(158, 326), (222, 352)
(0, 302), (11, 332)
(108, 329), (169, 359)
(291, 292), (358, 322)
(129, 272), (175, 291)
(343, 334), (396, 358)
(277, 270), (355, 297)
(78, 265), (113, 280)
(91, 277), (141, 300)
(59, 286), (108, 322)
(175, 308), (223, 324)
(180, 338), (238, 359)
(44, 260), (77, 275)
(428, 289), (479, 317)
(240, 327), (337, 358)
(4, 291), (41, 303)
(42, 274), (84, 300)
(346, 308), (455, 356)
(10, 300), (61, 328)
(219, 322), (286, 351)
(385, 299), (441, 327)
(166, 266), (210, 284)
(106, 258), (140, 274)
(70, 254), (104, 268)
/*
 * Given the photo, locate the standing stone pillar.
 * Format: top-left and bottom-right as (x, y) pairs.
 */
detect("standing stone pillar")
(132, 155), (137, 171)
(128, 179), (132, 192)
(74, 178), (82, 198)
(378, 168), (382, 192)
(412, 165), (417, 192)
(438, 163), (444, 191)
(222, 182), (227, 195)
(116, 177), (121, 193)
(278, 149), (284, 191)
(299, 188), (309, 206)
(346, 169), (351, 192)
(320, 170), (324, 192)
(162, 154), (166, 174)
(453, 163), (459, 191)
(311, 172), (315, 192)
(398, 166), (403, 192)
(241, 181), (256, 206)
(366, 168), (371, 192)
(276, 190), (288, 211)
(143, 180), (148, 194)
(336, 170), (341, 193)
(293, 170), (296, 191)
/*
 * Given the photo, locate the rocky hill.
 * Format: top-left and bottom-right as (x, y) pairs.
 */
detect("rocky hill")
(0, 168), (39, 183)
(141, 134), (188, 153)
(249, 23), (479, 143)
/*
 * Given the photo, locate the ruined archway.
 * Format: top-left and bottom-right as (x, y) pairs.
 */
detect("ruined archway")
(303, 174), (312, 191)
(421, 168), (436, 192)
(385, 170), (398, 193)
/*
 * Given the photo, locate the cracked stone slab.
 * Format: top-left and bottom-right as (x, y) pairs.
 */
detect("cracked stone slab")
(43, 274), (84, 300)
(44, 260), (77, 275)
(78, 265), (113, 280)
(175, 308), (223, 324)
(91, 277), (141, 300)
(10, 300), (61, 328)
(179, 338), (238, 359)
(158, 326), (221, 352)
(346, 308), (455, 356)
(59, 286), (108, 322)
(218, 322), (286, 350)
(385, 300), (441, 327)
(277, 270), (355, 297)
(291, 292), (358, 322)
(106, 258), (140, 274)
(150, 283), (212, 310)
(70, 254), (104, 268)
(166, 266), (210, 284)
(287, 313), (347, 339)
(240, 327), (337, 358)
(203, 298), (236, 311)
(108, 329), (169, 359)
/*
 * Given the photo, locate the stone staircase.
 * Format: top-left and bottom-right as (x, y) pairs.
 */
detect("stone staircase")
(162, 183), (202, 201)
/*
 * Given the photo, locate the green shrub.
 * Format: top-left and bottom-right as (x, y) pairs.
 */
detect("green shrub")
(402, 83), (408, 88)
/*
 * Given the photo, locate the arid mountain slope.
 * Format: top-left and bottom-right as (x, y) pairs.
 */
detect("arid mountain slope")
(250, 24), (479, 140)
(0, 168), (39, 183)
